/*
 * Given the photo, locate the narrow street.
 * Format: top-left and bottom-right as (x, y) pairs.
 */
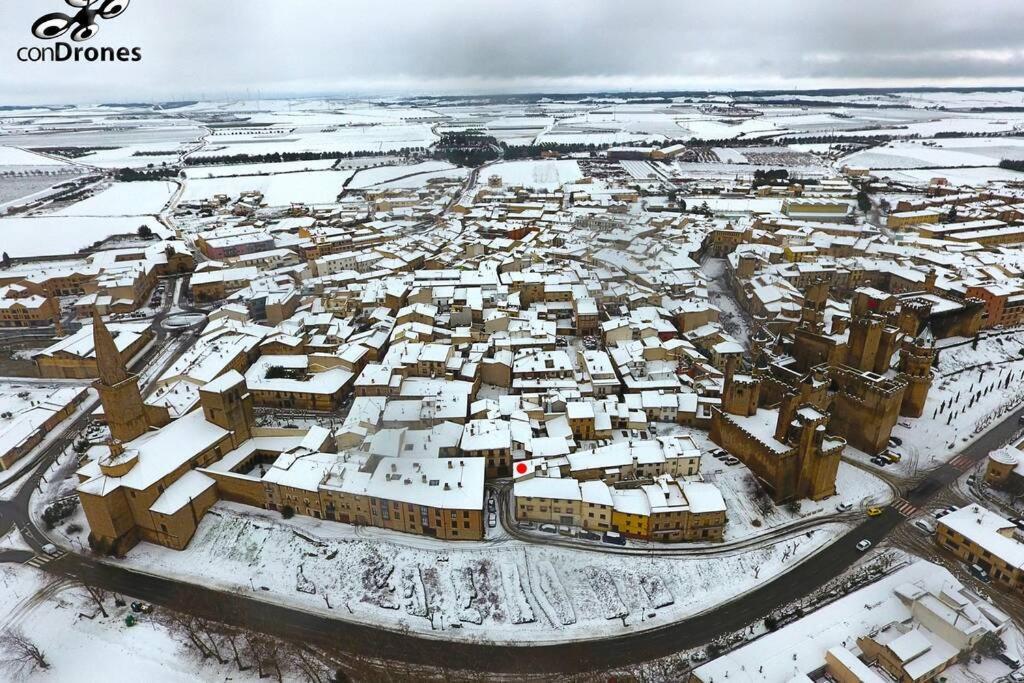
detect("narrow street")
(701, 257), (753, 349)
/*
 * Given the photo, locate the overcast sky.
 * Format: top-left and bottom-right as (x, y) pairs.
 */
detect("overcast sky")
(3, 0), (1024, 105)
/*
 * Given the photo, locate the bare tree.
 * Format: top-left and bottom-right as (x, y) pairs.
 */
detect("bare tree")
(71, 581), (109, 618)
(0, 629), (49, 676)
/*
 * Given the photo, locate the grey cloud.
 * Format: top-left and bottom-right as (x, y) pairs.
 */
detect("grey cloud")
(1, 0), (1024, 104)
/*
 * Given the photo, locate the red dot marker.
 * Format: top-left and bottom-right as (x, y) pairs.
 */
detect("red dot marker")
(515, 463), (528, 475)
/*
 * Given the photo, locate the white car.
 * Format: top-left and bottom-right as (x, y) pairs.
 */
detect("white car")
(41, 543), (59, 556)
(855, 539), (872, 552)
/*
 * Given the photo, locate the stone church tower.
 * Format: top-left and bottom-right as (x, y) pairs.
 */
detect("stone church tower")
(92, 312), (150, 443)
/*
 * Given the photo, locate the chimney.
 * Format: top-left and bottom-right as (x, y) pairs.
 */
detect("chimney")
(775, 392), (798, 443)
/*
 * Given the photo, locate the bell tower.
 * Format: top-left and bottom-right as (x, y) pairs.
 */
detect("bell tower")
(92, 312), (150, 443)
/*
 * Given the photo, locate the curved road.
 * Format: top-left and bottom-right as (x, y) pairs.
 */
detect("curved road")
(3, 403), (1023, 674)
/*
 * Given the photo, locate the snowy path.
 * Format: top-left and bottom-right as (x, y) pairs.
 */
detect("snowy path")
(701, 257), (752, 348)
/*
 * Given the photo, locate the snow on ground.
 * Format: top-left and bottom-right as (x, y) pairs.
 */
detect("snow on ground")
(180, 169), (354, 207)
(0, 386), (97, 493)
(0, 216), (169, 258)
(0, 147), (72, 167)
(654, 425), (891, 541)
(707, 459), (891, 540)
(0, 526), (30, 552)
(376, 167), (469, 189)
(847, 332), (1024, 476)
(841, 137), (1024, 170)
(0, 563), (250, 682)
(182, 159), (339, 178)
(701, 258), (751, 347)
(103, 502), (845, 644)
(483, 159), (582, 191)
(53, 181), (176, 217)
(680, 196), (785, 214)
(880, 166), (1024, 186)
(190, 123), (437, 160)
(348, 161), (460, 189)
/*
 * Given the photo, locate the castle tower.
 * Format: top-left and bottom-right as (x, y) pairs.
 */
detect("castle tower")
(897, 327), (935, 418)
(873, 326), (901, 375)
(722, 357), (760, 417)
(92, 312), (150, 443)
(793, 407), (841, 501)
(846, 314), (884, 372)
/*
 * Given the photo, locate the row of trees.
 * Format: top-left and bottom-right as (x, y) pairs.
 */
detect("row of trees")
(182, 148), (416, 167)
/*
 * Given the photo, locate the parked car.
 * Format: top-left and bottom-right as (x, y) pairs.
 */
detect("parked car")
(836, 502), (853, 512)
(487, 512), (497, 529)
(538, 523), (557, 534)
(999, 654), (1022, 670)
(487, 497), (496, 512)
(967, 475), (976, 486)
(723, 457), (740, 466)
(969, 564), (991, 583)
(913, 519), (934, 535)
(1014, 519), (1024, 532)
(602, 531), (626, 546)
(558, 525), (572, 536)
(856, 539), (872, 552)
(888, 436), (903, 446)
(578, 530), (601, 541)
(933, 509), (950, 519)
(516, 521), (535, 531)
(871, 457), (887, 467)
(866, 507), (883, 517)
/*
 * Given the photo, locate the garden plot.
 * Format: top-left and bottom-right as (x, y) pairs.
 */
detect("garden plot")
(107, 502), (845, 643)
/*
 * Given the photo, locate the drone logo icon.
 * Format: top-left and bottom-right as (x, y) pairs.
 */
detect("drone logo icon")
(32, 0), (130, 43)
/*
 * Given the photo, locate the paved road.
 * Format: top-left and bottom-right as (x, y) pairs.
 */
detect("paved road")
(4, 348), (1023, 676)
(6, 404), (1018, 675)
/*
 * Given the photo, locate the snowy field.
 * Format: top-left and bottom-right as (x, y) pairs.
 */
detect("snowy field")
(0, 562), (249, 682)
(89, 503), (847, 645)
(182, 159), (340, 178)
(841, 137), (1024, 169)
(0, 215), (169, 258)
(348, 161), (461, 189)
(53, 181), (176, 217)
(483, 159), (582, 190)
(180, 169), (355, 207)
(0, 147), (72, 167)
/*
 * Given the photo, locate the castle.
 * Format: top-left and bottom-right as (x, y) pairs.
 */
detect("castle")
(710, 357), (844, 503)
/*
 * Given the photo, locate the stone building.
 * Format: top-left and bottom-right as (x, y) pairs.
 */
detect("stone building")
(711, 359), (844, 503)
